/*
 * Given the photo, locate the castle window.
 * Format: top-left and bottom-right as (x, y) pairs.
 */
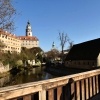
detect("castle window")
(2, 35), (4, 38)
(5, 35), (7, 39)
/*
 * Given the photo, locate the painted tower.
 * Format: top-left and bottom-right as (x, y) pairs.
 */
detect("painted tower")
(26, 21), (32, 36)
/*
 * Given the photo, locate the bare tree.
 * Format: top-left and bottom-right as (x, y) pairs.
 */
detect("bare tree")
(68, 41), (74, 50)
(59, 32), (70, 60)
(0, 0), (16, 32)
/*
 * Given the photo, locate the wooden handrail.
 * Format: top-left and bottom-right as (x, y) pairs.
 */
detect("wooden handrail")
(0, 69), (100, 100)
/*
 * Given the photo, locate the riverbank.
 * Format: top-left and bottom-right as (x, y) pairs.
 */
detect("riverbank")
(44, 66), (90, 76)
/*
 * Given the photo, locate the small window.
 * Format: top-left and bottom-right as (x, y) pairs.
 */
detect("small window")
(2, 36), (4, 38)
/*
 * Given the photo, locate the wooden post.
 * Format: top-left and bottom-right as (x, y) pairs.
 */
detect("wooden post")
(81, 80), (85, 100)
(76, 81), (80, 100)
(57, 86), (62, 100)
(48, 89), (54, 100)
(71, 83), (75, 100)
(85, 78), (89, 99)
(89, 77), (93, 98)
(96, 75), (99, 94)
(93, 76), (96, 95)
(39, 90), (46, 100)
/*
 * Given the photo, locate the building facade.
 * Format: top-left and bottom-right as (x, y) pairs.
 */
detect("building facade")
(18, 21), (39, 49)
(65, 38), (100, 69)
(0, 29), (21, 53)
(0, 21), (39, 53)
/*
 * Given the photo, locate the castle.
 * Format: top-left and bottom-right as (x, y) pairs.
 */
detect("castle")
(0, 21), (39, 53)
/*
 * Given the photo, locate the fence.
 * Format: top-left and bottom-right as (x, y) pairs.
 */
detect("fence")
(0, 69), (100, 100)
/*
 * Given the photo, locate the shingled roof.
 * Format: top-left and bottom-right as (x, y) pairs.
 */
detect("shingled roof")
(18, 36), (38, 41)
(66, 38), (100, 60)
(0, 29), (18, 39)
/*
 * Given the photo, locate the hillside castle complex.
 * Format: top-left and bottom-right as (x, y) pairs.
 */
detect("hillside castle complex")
(0, 21), (39, 53)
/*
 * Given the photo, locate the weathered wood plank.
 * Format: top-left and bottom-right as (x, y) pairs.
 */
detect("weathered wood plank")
(48, 89), (54, 100)
(93, 76), (96, 95)
(76, 81), (80, 100)
(96, 75), (99, 94)
(0, 69), (100, 100)
(23, 95), (31, 100)
(57, 86), (62, 100)
(85, 78), (89, 100)
(71, 83), (75, 100)
(0, 85), (42, 100)
(89, 77), (93, 98)
(39, 90), (46, 100)
(81, 79), (85, 100)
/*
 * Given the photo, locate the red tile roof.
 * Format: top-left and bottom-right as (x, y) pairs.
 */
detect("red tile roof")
(18, 36), (39, 41)
(0, 29), (18, 39)
(0, 29), (39, 41)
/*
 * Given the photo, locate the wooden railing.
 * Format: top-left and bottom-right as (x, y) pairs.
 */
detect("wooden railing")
(0, 69), (100, 100)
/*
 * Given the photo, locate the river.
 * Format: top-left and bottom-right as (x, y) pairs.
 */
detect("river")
(0, 66), (56, 87)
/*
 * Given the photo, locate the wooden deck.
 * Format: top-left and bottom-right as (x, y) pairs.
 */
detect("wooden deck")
(0, 69), (100, 100)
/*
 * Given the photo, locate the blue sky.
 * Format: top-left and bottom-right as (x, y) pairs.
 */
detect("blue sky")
(13, 0), (100, 52)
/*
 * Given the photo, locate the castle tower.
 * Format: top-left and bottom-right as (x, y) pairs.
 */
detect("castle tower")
(26, 21), (32, 36)
(52, 42), (55, 49)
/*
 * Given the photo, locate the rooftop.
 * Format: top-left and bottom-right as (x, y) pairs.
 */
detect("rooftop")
(66, 38), (100, 60)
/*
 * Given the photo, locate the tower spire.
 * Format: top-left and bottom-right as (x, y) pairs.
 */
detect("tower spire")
(26, 21), (32, 36)
(52, 41), (55, 49)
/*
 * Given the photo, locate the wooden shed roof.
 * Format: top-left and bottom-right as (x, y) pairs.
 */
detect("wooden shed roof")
(66, 38), (100, 60)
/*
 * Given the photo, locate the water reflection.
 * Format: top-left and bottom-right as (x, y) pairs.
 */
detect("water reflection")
(0, 66), (55, 87)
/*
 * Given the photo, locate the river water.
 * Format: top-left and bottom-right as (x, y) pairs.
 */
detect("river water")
(0, 66), (56, 87)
